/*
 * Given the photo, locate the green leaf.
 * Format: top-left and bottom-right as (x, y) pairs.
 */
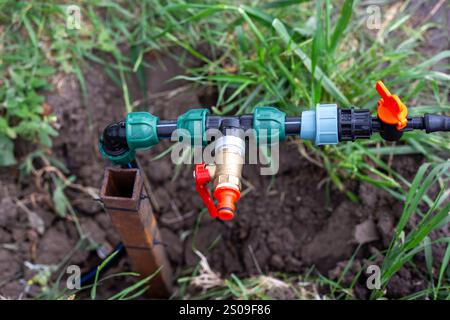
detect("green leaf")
(208, 74), (255, 84)
(91, 250), (121, 300)
(423, 236), (433, 280)
(437, 241), (450, 293)
(235, 25), (249, 53)
(238, 6), (267, 47)
(52, 181), (68, 217)
(263, 0), (311, 9)
(35, 66), (56, 77)
(0, 134), (16, 166)
(273, 19), (350, 105)
(108, 266), (163, 300)
(329, 0), (354, 54)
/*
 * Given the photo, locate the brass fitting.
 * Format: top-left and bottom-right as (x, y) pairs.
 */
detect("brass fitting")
(207, 135), (245, 219)
(213, 135), (245, 189)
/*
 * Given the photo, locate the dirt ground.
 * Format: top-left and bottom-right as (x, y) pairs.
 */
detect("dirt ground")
(0, 2), (449, 300)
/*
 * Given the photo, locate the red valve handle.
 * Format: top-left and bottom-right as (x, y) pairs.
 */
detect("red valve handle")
(194, 163), (218, 218)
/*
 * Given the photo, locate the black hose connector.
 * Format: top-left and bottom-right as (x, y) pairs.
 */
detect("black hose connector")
(338, 108), (372, 141)
(424, 114), (450, 133)
(336, 108), (449, 142)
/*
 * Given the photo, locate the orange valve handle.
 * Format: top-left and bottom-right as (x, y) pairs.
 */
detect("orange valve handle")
(194, 163), (218, 219)
(375, 80), (408, 130)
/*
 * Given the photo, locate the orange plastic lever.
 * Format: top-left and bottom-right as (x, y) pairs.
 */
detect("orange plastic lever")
(375, 80), (408, 130)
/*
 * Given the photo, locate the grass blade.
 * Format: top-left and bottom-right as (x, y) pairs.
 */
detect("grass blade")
(329, 0), (354, 54)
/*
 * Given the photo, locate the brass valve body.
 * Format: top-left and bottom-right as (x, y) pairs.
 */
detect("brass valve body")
(208, 135), (245, 191)
(213, 147), (243, 190)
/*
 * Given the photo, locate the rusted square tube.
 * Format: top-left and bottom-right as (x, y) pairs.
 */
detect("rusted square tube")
(100, 167), (172, 298)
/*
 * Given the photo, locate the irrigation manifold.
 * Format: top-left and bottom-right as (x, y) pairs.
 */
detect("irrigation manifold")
(92, 80), (449, 296)
(99, 81), (450, 220)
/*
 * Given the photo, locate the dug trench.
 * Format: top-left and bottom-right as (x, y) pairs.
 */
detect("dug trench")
(0, 52), (447, 300)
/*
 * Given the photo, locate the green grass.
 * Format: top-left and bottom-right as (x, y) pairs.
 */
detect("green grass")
(317, 162), (450, 300)
(0, 0), (449, 300)
(33, 242), (157, 300)
(372, 162), (450, 299)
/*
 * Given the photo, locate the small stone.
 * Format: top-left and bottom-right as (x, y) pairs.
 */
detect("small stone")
(0, 198), (18, 226)
(26, 209), (45, 235)
(270, 254), (284, 269)
(354, 219), (379, 244)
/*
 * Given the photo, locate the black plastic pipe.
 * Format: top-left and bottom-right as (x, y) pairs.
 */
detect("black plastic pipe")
(104, 111), (450, 153)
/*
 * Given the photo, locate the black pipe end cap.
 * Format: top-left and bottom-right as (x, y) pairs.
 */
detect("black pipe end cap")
(101, 121), (129, 156)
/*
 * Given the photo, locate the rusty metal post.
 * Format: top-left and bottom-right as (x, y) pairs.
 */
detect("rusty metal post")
(100, 167), (172, 298)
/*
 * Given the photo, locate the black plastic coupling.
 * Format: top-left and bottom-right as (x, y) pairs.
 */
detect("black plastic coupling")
(424, 114), (450, 133)
(372, 116), (423, 141)
(370, 114), (449, 141)
(338, 108), (372, 141)
(206, 115), (253, 133)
